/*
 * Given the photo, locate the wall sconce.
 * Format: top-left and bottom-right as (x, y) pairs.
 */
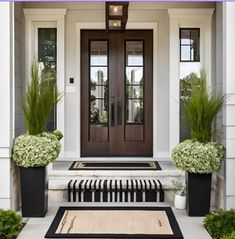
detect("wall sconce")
(106, 2), (129, 30)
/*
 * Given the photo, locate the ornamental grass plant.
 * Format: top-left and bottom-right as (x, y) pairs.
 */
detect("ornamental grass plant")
(12, 61), (63, 168)
(172, 69), (225, 173)
(23, 61), (62, 135)
(182, 69), (224, 143)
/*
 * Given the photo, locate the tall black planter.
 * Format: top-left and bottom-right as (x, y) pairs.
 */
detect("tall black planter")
(186, 172), (212, 216)
(20, 167), (48, 217)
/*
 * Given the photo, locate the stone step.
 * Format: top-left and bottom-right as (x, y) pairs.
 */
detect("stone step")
(48, 161), (185, 203)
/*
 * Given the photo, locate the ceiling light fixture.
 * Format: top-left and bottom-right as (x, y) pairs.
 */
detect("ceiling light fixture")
(106, 2), (129, 31)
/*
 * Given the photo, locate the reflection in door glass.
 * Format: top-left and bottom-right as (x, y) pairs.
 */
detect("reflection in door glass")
(89, 41), (108, 125)
(126, 41), (143, 66)
(125, 41), (144, 124)
(90, 98), (108, 123)
(126, 99), (144, 123)
(126, 67), (143, 85)
(90, 41), (108, 65)
(90, 67), (108, 84)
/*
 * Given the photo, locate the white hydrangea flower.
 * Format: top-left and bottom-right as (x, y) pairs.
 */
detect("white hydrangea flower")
(172, 140), (224, 173)
(12, 132), (62, 168)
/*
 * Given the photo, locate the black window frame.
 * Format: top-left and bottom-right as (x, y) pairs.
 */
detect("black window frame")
(179, 28), (200, 62)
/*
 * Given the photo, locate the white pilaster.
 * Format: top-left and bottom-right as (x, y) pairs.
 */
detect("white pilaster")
(0, 2), (14, 209)
(223, 2), (235, 210)
(168, 9), (214, 152)
(24, 8), (67, 158)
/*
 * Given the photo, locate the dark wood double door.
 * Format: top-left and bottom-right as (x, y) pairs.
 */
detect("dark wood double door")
(81, 30), (153, 156)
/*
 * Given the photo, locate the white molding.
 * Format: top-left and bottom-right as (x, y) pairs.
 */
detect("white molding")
(0, 2), (14, 149)
(168, 8), (214, 19)
(0, 148), (11, 158)
(155, 151), (171, 160)
(73, 22), (158, 161)
(168, 8), (214, 152)
(24, 8), (67, 20)
(0, 199), (11, 210)
(24, 8), (67, 157)
(223, 2), (235, 209)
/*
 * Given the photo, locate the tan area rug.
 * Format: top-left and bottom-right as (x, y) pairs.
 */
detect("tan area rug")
(45, 207), (184, 238)
(56, 210), (173, 235)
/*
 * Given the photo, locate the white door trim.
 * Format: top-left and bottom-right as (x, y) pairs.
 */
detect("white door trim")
(24, 8), (67, 157)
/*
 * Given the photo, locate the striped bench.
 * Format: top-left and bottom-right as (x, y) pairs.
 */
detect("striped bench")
(68, 179), (164, 203)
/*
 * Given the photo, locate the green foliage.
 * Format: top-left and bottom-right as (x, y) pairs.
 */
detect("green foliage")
(222, 232), (235, 239)
(12, 131), (62, 168)
(0, 209), (23, 239)
(182, 69), (224, 143)
(53, 130), (64, 140)
(134, 78), (144, 123)
(180, 73), (200, 102)
(204, 209), (235, 239)
(172, 139), (224, 173)
(23, 61), (62, 135)
(171, 180), (186, 196)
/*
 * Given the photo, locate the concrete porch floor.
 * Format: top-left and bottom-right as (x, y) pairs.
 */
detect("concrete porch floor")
(17, 202), (212, 239)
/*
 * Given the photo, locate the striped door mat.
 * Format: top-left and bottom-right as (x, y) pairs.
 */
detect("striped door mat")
(69, 161), (161, 170)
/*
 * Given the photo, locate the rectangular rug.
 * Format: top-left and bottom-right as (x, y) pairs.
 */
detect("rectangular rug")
(69, 161), (161, 170)
(45, 207), (183, 238)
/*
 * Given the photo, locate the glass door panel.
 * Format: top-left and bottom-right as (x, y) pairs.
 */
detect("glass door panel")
(89, 41), (109, 142)
(125, 40), (144, 141)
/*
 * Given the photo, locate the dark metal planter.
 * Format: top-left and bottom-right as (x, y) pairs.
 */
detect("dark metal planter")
(186, 172), (212, 216)
(20, 167), (48, 217)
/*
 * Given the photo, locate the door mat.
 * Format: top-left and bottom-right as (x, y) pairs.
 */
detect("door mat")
(45, 207), (183, 238)
(69, 161), (161, 170)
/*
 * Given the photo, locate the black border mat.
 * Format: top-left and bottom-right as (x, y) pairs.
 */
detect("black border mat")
(69, 161), (161, 171)
(45, 207), (183, 238)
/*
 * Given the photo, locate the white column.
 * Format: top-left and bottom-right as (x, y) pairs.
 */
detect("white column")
(169, 17), (180, 152)
(168, 9), (214, 153)
(223, 2), (235, 210)
(0, 2), (14, 209)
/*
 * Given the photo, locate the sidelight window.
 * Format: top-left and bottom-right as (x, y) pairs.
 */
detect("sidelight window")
(180, 28), (200, 62)
(38, 28), (57, 132)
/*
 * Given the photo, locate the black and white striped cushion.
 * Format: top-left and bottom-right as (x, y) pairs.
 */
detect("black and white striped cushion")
(68, 179), (164, 203)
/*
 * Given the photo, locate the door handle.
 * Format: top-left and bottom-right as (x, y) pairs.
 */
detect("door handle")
(117, 98), (122, 125)
(111, 95), (115, 126)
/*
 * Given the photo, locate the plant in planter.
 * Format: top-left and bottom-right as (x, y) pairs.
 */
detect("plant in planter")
(0, 209), (23, 239)
(172, 180), (186, 210)
(12, 61), (63, 217)
(172, 69), (225, 216)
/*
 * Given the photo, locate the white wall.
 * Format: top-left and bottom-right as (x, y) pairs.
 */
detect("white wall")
(23, 2), (215, 159)
(14, 2), (25, 138)
(222, 2), (235, 209)
(213, 2), (225, 209)
(0, 2), (14, 209)
(12, 2), (25, 210)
